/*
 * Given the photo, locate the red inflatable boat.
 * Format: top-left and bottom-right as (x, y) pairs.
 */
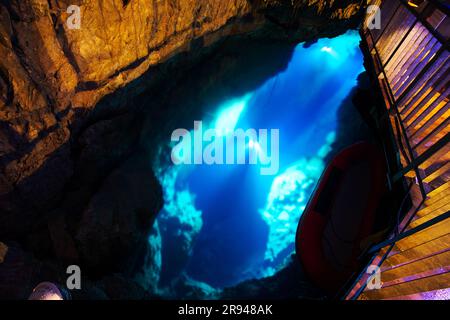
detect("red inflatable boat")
(295, 142), (387, 296)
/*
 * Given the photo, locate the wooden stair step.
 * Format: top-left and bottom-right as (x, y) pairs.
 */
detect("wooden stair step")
(409, 203), (450, 229)
(384, 288), (450, 300)
(394, 218), (450, 252)
(408, 93), (450, 135)
(360, 270), (450, 300)
(426, 180), (450, 199)
(423, 161), (450, 184)
(413, 118), (450, 156)
(415, 196), (449, 218)
(381, 249), (450, 283)
(384, 234), (450, 268)
(419, 144), (450, 172)
(424, 181), (450, 206)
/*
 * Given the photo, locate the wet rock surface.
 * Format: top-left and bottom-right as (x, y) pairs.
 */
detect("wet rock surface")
(0, 0), (364, 299)
(221, 255), (326, 300)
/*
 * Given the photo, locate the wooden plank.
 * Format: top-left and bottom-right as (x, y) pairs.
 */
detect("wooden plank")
(384, 234), (450, 267)
(384, 288), (450, 300)
(426, 180), (450, 199)
(398, 53), (449, 114)
(401, 82), (435, 119)
(410, 102), (450, 144)
(386, 24), (428, 84)
(395, 218), (450, 252)
(381, 250), (450, 282)
(413, 118), (449, 154)
(408, 93), (449, 133)
(394, 39), (443, 99)
(423, 161), (450, 183)
(369, 0), (400, 43)
(411, 203), (450, 228)
(417, 195), (450, 217)
(390, 29), (437, 96)
(382, 234), (450, 268)
(377, 6), (416, 64)
(403, 69), (449, 126)
(360, 271), (450, 300)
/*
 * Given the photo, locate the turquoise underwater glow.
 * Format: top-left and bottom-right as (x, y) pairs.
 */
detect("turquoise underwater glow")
(153, 30), (364, 289)
(214, 94), (251, 137)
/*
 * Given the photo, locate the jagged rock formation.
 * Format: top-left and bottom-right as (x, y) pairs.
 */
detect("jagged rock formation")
(0, 0), (363, 299)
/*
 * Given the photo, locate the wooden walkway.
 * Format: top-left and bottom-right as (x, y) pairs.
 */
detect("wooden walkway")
(346, 0), (450, 300)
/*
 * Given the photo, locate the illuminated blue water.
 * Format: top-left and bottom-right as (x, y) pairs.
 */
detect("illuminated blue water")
(155, 31), (364, 289)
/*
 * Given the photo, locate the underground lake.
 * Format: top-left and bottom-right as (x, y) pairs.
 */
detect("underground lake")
(150, 30), (366, 292)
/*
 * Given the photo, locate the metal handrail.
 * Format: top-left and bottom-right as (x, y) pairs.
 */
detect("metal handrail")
(366, 29), (428, 199)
